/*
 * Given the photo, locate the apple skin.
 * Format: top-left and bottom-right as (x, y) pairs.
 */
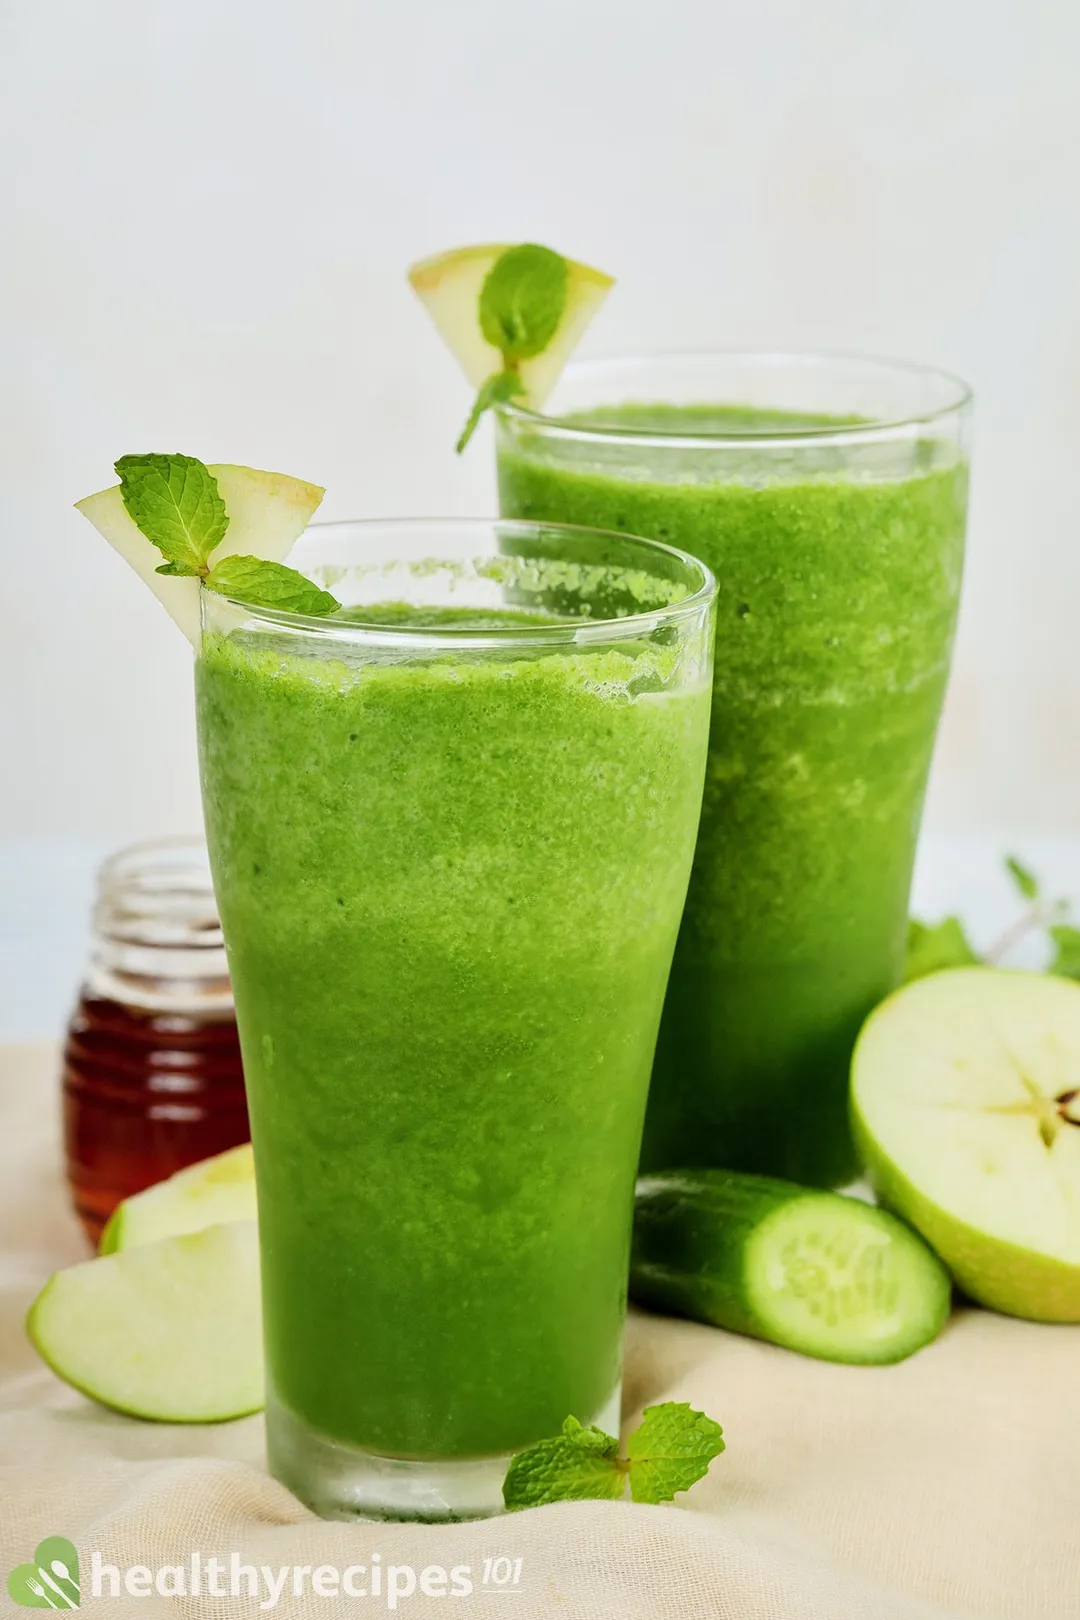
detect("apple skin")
(27, 1222), (263, 1423)
(852, 1104), (1080, 1322)
(99, 1143), (256, 1255)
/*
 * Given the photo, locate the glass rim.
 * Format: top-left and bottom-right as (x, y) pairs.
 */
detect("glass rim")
(200, 515), (717, 648)
(496, 348), (974, 449)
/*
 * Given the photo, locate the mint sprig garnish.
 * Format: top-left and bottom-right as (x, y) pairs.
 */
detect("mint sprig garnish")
(502, 1402), (724, 1511)
(204, 554), (340, 616)
(115, 452), (338, 617)
(455, 371), (525, 454)
(907, 853), (1080, 983)
(116, 454), (228, 575)
(457, 243), (568, 453)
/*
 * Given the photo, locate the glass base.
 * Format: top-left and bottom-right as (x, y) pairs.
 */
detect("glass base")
(266, 1384), (623, 1523)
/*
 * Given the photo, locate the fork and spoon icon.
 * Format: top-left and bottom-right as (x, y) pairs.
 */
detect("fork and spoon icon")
(6, 1538), (81, 1610)
(24, 1562), (79, 1609)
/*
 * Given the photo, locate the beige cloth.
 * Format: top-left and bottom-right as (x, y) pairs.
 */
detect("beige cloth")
(1, 1043), (1076, 1620)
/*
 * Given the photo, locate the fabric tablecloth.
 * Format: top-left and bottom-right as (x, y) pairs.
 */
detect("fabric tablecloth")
(2, 1043), (1077, 1620)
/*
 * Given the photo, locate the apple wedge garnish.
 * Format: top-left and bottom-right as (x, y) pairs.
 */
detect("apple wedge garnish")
(76, 461), (326, 646)
(99, 1144), (256, 1254)
(408, 242), (614, 449)
(852, 967), (1080, 1322)
(27, 1221), (262, 1421)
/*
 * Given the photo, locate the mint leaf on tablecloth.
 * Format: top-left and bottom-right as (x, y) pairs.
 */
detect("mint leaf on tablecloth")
(503, 1402), (725, 1510)
(115, 453), (228, 575)
(624, 1402), (725, 1505)
(502, 1415), (624, 1509)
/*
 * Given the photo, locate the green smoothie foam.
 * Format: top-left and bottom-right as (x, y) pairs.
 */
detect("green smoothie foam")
(197, 603), (710, 1458)
(497, 402), (968, 1186)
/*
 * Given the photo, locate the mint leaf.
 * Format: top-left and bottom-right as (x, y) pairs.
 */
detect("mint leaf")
(1049, 924), (1080, 981)
(204, 555), (340, 616)
(1005, 855), (1040, 902)
(904, 916), (980, 982)
(456, 370), (526, 454)
(503, 1416), (623, 1511)
(479, 243), (568, 363)
(502, 1402), (725, 1511)
(116, 454), (228, 575)
(624, 1402), (725, 1505)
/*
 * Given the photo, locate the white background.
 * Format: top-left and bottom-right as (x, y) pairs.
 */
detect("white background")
(2, 0), (1079, 1032)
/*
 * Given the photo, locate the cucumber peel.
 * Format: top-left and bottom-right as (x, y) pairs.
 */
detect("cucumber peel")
(631, 1170), (951, 1364)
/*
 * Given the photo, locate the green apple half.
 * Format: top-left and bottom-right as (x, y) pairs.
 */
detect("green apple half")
(27, 1222), (262, 1421)
(76, 464), (324, 646)
(408, 244), (613, 409)
(100, 1143), (256, 1254)
(852, 967), (1080, 1321)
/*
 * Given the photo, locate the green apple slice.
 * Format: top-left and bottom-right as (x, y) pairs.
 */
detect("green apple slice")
(408, 242), (613, 409)
(28, 1221), (262, 1421)
(852, 967), (1080, 1321)
(99, 1143), (256, 1255)
(76, 464), (324, 646)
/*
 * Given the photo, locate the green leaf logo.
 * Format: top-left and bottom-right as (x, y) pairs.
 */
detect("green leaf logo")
(7, 1538), (80, 1608)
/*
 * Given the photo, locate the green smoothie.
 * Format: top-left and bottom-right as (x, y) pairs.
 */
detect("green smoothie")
(497, 402), (968, 1186)
(196, 580), (711, 1464)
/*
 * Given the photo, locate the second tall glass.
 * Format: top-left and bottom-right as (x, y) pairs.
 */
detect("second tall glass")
(496, 354), (971, 1187)
(195, 518), (715, 1521)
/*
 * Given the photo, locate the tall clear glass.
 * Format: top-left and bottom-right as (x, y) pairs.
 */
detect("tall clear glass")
(195, 518), (715, 1521)
(496, 354), (972, 1188)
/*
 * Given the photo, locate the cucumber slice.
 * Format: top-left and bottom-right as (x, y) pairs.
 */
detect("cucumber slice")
(631, 1170), (951, 1364)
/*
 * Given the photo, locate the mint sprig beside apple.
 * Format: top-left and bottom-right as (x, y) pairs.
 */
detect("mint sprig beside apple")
(905, 852), (1080, 984)
(115, 454), (338, 615)
(990, 855), (1080, 976)
(502, 1403), (724, 1510)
